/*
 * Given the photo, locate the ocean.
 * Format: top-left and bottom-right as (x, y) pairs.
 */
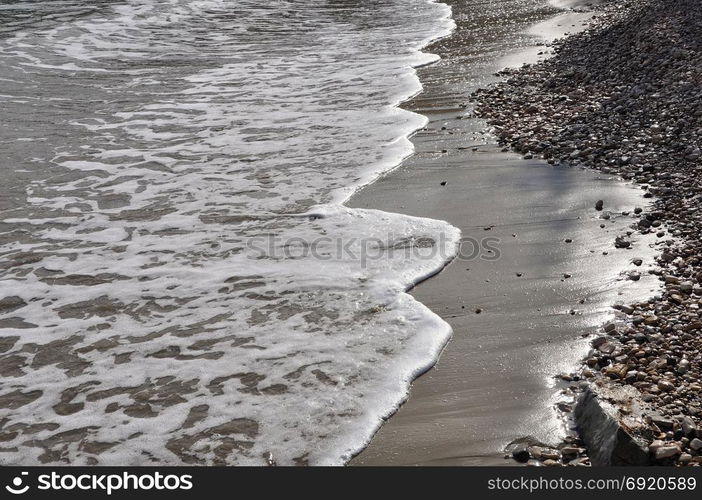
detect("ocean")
(0, 0), (459, 465)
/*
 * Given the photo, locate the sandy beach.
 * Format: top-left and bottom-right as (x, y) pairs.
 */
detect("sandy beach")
(350, 0), (664, 465)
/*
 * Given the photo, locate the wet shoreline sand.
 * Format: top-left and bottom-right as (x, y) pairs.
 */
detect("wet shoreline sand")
(349, 0), (661, 465)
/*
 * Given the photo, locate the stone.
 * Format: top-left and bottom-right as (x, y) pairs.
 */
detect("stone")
(512, 444), (530, 463)
(595, 200), (604, 211)
(506, 437), (549, 464)
(598, 342), (616, 354)
(681, 417), (697, 439)
(643, 315), (659, 326)
(573, 383), (650, 466)
(657, 380), (675, 393)
(689, 438), (702, 451)
(592, 336), (608, 348)
(603, 322), (617, 333)
(604, 364), (628, 380)
(654, 445), (680, 460)
(669, 294), (684, 305)
(560, 446), (581, 457)
(540, 449), (560, 461)
(651, 416), (674, 431)
(615, 236), (631, 249)
(620, 305), (635, 314)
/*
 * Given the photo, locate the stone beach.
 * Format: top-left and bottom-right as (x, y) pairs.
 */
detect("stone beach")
(474, 0), (702, 465)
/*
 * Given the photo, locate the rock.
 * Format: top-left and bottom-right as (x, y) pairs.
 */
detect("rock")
(540, 449), (560, 461)
(690, 438), (702, 451)
(603, 322), (617, 333)
(651, 416), (674, 431)
(654, 445), (680, 460)
(560, 446), (581, 457)
(598, 342), (616, 354)
(615, 236), (631, 249)
(632, 258), (643, 266)
(643, 315), (659, 326)
(620, 305), (635, 314)
(677, 359), (690, 374)
(573, 383), (650, 466)
(592, 336), (608, 348)
(669, 294), (684, 305)
(595, 200), (604, 211)
(681, 417), (697, 439)
(604, 364), (628, 380)
(633, 332), (648, 343)
(506, 437), (548, 463)
(512, 444), (530, 463)
(657, 380), (675, 393)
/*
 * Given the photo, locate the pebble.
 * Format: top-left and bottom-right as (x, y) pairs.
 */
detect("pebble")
(512, 444), (530, 463)
(657, 380), (675, 393)
(615, 236), (631, 249)
(654, 444), (680, 460)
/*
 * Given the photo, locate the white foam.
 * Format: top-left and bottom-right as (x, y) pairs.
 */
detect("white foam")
(0, 0), (458, 465)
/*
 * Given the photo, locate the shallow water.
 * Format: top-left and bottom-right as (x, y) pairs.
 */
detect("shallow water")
(0, 0), (459, 465)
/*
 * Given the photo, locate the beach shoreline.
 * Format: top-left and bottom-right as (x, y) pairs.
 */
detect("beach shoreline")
(349, 0), (665, 465)
(474, 0), (702, 465)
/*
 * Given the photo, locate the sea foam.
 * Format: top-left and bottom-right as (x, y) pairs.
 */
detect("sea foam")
(0, 0), (458, 465)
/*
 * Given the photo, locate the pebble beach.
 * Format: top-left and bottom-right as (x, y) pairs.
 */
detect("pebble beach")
(474, 0), (702, 465)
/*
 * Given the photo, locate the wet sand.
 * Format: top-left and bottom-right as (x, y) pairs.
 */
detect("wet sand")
(349, 0), (661, 465)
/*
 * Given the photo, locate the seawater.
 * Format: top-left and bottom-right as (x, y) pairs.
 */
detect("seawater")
(0, 0), (459, 465)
